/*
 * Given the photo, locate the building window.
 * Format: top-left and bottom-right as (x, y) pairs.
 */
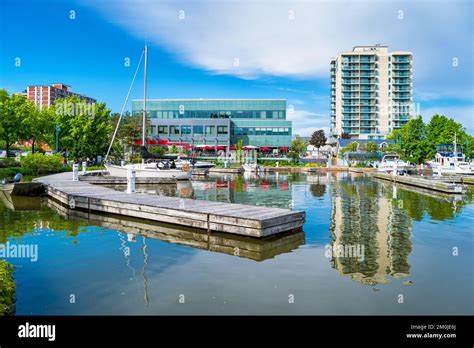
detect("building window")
(182, 125), (191, 135)
(205, 125), (215, 136)
(170, 126), (180, 135)
(217, 126), (228, 135)
(260, 111), (266, 118)
(193, 125), (203, 135)
(158, 126), (168, 134)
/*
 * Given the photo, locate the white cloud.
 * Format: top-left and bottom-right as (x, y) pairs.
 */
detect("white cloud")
(86, 0), (473, 130)
(88, 0), (473, 86)
(286, 109), (328, 136)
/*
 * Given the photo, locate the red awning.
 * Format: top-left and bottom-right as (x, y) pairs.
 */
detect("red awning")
(204, 146), (213, 150)
(279, 147), (289, 151)
(216, 146), (225, 150)
(259, 147), (271, 151)
(158, 140), (169, 145)
(229, 146), (237, 150)
(133, 139), (157, 145)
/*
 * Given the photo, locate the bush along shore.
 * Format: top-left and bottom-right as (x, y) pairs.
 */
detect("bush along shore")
(0, 259), (16, 315)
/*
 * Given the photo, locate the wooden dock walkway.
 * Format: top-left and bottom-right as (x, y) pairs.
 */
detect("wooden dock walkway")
(34, 172), (305, 238)
(371, 173), (467, 194)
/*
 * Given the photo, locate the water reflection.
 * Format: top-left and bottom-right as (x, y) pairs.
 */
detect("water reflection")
(110, 173), (300, 209)
(329, 176), (412, 285)
(328, 174), (472, 286)
(0, 172), (472, 315)
(45, 197), (305, 262)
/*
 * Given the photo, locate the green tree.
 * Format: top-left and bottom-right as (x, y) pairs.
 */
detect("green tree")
(169, 145), (178, 154)
(52, 96), (112, 159)
(0, 90), (28, 156)
(390, 116), (427, 164)
(20, 104), (54, 154)
(365, 141), (379, 154)
(467, 135), (474, 160)
(235, 139), (244, 164)
(309, 129), (327, 153)
(288, 135), (306, 163)
(425, 114), (468, 159)
(110, 112), (150, 145)
(339, 141), (358, 157)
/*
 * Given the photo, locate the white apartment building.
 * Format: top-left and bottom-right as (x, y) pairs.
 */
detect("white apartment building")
(330, 45), (413, 140)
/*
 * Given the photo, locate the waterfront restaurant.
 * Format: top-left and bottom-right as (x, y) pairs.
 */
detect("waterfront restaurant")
(131, 99), (292, 153)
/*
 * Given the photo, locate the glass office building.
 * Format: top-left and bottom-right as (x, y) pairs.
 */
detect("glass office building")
(131, 99), (292, 148)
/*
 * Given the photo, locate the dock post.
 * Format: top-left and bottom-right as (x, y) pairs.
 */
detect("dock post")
(126, 167), (136, 194)
(120, 160), (125, 167)
(72, 164), (79, 181)
(82, 161), (87, 174)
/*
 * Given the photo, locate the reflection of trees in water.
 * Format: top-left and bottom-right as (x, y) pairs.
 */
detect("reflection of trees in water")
(0, 200), (88, 243)
(309, 183), (326, 197)
(330, 178), (413, 286)
(383, 183), (472, 221)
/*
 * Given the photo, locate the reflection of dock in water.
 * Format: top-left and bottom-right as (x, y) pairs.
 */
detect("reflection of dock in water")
(374, 178), (466, 203)
(46, 198), (305, 262)
(0, 189), (43, 210)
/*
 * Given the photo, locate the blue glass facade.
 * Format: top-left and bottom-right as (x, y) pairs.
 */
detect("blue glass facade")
(131, 99), (292, 147)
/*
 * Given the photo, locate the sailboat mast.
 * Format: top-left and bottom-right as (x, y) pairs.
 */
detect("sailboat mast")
(142, 45), (148, 146)
(453, 132), (458, 162)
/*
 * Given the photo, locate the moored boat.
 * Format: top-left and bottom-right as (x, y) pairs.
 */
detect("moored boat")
(426, 136), (474, 176)
(105, 163), (190, 180)
(377, 155), (415, 175)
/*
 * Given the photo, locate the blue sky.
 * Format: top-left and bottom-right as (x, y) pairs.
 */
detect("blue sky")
(1, 0), (473, 135)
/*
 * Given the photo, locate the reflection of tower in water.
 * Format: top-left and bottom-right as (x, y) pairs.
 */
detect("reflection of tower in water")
(329, 178), (412, 286)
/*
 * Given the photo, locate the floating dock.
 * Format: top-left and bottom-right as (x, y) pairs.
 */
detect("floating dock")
(209, 167), (243, 174)
(371, 173), (467, 194)
(34, 172), (305, 238)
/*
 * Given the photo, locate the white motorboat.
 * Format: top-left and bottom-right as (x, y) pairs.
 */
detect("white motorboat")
(176, 159), (215, 170)
(427, 136), (474, 175)
(243, 162), (262, 173)
(105, 163), (190, 180)
(378, 155), (415, 175)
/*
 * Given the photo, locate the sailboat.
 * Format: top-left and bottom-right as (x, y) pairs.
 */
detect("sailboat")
(104, 45), (190, 180)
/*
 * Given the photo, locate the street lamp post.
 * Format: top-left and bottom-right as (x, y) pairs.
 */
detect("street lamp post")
(55, 125), (61, 154)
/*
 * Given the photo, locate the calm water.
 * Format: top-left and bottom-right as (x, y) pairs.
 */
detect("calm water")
(1, 172), (473, 315)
